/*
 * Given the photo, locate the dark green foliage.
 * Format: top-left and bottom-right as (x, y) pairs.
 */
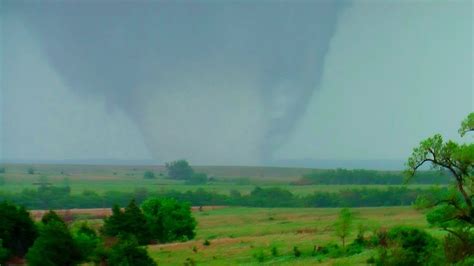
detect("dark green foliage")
(107, 235), (156, 266)
(27, 167), (35, 175)
(253, 249), (266, 262)
(297, 169), (449, 185)
(102, 199), (150, 245)
(185, 172), (208, 184)
(0, 185), (447, 209)
(41, 210), (66, 225)
(73, 223), (102, 263)
(26, 219), (81, 266)
(143, 171), (156, 179)
(376, 226), (439, 266)
(0, 167), (5, 173)
(293, 246), (301, 257)
(141, 197), (196, 243)
(203, 239), (210, 246)
(166, 160), (194, 180)
(0, 175), (4, 186)
(0, 201), (37, 257)
(0, 239), (9, 264)
(271, 246), (279, 257)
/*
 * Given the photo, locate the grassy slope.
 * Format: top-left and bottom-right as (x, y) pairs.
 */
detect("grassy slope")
(148, 206), (435, 265)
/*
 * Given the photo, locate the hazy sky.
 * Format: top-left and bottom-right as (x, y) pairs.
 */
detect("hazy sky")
(0, 0), (472, 167)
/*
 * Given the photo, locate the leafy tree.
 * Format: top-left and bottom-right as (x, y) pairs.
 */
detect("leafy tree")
(27, 167), (35, 175)
(406, 112), (473, 261)
(0, 201), (37, 258)
(73, 223), (102, 263)
(166, 160), (194, 180)
(334, 208), (353, 247)
(107, 235), (156, 266)
(102, 199), (150, 245)
(141, 197), (196, 243)
(26, 214), (81, 266)
(143, 171), (156, 179)
(0, 167), (5, 173)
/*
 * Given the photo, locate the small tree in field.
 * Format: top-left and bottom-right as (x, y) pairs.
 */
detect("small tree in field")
(166, 160), (194, 180)
(143, 171), (156, 179)
(406, 112), (473, 263)
(334, 208), (353, 247)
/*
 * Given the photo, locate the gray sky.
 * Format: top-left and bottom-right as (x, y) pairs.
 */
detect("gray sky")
(0, 0), (472, 167)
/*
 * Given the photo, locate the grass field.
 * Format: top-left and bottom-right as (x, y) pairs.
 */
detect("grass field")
(1, 164), (445, 265)
(0, 164), (438, 196)
(145, 206), (436, 265)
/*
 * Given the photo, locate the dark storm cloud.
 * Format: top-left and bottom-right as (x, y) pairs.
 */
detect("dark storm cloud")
(2, 1), (346, 164)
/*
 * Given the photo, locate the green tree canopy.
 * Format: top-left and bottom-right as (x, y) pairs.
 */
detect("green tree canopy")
(141, 197), (196, 243)
(406, 112), (473, 262)
(0, 201), (37, 258)
(26, 214), (81, 266)
(334, 208), (353, 247)
(102, 199), (150, 245)
(107, 235), (156, 266)
(165, 160), (194, 180)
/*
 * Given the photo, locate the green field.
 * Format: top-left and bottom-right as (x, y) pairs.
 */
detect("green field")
(0, 164), (437, 196)
(145, 206), (435, 265)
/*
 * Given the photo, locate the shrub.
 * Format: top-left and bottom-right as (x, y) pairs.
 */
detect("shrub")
(185, 172), (208, 185)
(143, 171), (156, 179)
(375, 226), (439, 265)
(253, 249), (266, 262)
(0, 167), (5, 174)
(27, 167), (35, 175)
(107, 235), (156, 266)
(271, 246), (279, 257)
(203, 239), (211, 246)
(293, 246), (301, 257)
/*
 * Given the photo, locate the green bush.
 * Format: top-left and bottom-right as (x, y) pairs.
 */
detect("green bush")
(107, 235), (156, 266)
(141, 197), (196, 243)
(271, 246), (279, 257)
(293, 246), (301, 257)
(185, 172), (208, 185)
(253, 249), (266, 262)
(375, 226), (439, 265)
(26, 218), (81, 266)
(102, 199), (150, 245)
(0, 167), (5, 174)
(143, 171), (156, 179)
(203, 239), (211, 246)
(0, 201), (37, 258)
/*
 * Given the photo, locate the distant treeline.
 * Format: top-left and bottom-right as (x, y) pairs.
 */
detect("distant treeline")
(0, 185), (444, 210)
(294, 169), (450, 185)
